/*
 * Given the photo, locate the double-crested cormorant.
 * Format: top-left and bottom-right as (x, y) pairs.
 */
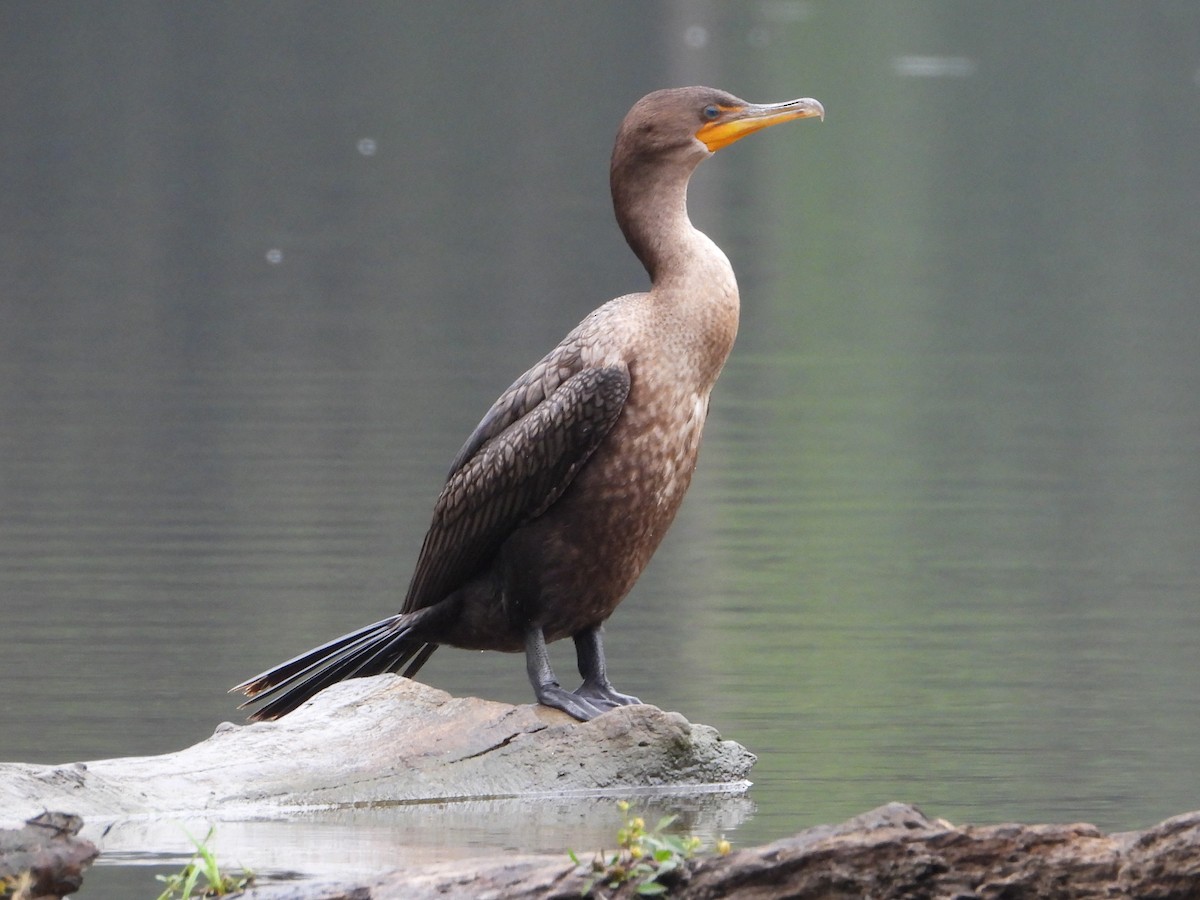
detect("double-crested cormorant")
(233, 87), (824, 722)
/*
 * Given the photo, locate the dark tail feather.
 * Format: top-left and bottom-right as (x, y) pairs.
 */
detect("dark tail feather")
(236, 623), (398, 709)
(231, 616), (398, 698)
(230, 614), (440, 721)
(401, 641), (438, 677)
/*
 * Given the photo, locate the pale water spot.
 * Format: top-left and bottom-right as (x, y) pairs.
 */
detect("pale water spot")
(684, 25), (709, 48)
(893, 54), (977, 78)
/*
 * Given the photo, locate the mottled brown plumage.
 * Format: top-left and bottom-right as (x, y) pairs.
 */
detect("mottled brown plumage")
(234, 87), (823, 721)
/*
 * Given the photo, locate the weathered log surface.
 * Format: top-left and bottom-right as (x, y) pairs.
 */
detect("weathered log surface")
(0, 812), (98, 900)
(0, 676), (754, 824)
(234, 802), (1200, 900)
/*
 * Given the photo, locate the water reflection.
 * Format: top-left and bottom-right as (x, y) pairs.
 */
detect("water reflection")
(89, 793), (754, 875)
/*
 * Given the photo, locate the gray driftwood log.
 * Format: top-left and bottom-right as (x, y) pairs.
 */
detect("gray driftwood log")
(0, 676), (754, 823)
(235, 802), (1200, 900)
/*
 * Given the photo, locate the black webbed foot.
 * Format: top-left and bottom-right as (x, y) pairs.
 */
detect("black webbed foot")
(532, 681), (609, 721)
(526, 626), (608, 720)
(525, 624), (642, 721)
(575, 679), (641, 709)
(571, 625), (641, 710)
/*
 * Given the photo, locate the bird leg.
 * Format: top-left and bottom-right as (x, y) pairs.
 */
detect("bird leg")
(573, 625), (641, 709)
(524, 626), (607, 720)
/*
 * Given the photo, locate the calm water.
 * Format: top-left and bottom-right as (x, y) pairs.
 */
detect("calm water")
(3, 2), (1200, 896)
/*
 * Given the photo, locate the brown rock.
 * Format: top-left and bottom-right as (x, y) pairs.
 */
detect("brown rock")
(233, 802), (1200, 900)
(0, 812), (98, 900)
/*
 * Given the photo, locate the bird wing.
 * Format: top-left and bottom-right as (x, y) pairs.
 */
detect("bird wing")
(402, 362), (631, 614)
(445, 346), (585, 479)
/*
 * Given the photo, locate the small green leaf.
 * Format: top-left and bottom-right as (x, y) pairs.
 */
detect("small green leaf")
(636, 882), (669, 896)
(662, 835), (688, 855)
(654, 814), (679, 832)
(568, 849), (580, 865)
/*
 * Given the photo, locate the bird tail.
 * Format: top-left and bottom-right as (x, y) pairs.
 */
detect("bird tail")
(230, 614), (439, 721)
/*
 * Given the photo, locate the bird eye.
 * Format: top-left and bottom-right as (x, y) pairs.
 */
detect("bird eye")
(703, 104), (720, 120)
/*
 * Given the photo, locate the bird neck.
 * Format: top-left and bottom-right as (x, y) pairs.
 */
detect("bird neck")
(611, 153), (740, 387)
(611, 156), (705, 285)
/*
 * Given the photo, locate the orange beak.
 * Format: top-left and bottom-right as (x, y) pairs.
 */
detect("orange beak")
(696, 97), (825, 152)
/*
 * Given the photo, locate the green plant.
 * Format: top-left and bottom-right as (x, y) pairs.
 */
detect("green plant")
(154, 826), (253, 900)
(571, 800), (723, 897)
